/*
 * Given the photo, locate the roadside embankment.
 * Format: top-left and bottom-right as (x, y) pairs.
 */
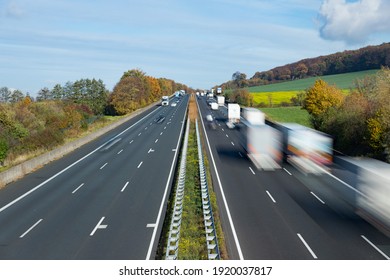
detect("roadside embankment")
(0, 102), (158, 189)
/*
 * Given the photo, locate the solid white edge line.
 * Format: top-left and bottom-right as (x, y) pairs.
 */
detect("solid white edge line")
(361, 235), (390, 260)
(310, 191), (326, 204)
(266, 190), (276, 203)
(197, 97), (244, 260)
(297, 233), (318, 259)
(0, 106), (160, 214)
(145, 100), (188, 260)
(90, 216), (105, 236)
(20, 219), (43, 238)
(324, 169), (367, 198)
(72, 183), (85, 194)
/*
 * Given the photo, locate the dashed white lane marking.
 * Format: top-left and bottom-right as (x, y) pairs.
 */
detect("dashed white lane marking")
(90, 217), (108, 236)
(121, 181), (129, 192)
(100, 163), (108, 170)
(155, 139), (159, 143)
(129, 140), (134, 144)
(283, 168), (292, 175)
(266, 190), (276, 203)
(297, 233), (318, 259)
(146, 223), (156, 228)
(249, 167), (256, 175)
(310, 192), (325, 204)
(138, 133), (142, 136)
(117, 149), (123, 155)
(20, 219), (43, 238)
(231, 142), (235, 146)
(137, 161), (143, 168)
(72, 183), (85, 194)
(238, 152), (243, 158)
(160, 132), (163, 135)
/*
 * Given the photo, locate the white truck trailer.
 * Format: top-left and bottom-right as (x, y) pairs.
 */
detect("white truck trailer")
(217, 95), (225, 106)
(348, 158), (390, 237)
(226, 103), (240, 129)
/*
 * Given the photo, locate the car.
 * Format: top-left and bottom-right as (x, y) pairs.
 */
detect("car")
(154, 115), (165, 123)
(171, 102), (177, 107)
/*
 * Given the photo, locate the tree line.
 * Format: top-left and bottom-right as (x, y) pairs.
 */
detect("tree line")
(303, 67), (390, 163)
(0, 69), (190, 167)
(220, 42), (390, 89)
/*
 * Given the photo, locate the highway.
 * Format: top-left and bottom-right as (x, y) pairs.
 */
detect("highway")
(0, 95), (189, 259)
(196, 96), (390, 260)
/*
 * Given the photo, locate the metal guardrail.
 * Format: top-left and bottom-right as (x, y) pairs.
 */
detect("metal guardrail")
(165, 117), (190, 260)
(195, 119), (220, 260)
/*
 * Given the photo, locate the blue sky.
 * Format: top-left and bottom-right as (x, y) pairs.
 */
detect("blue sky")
(1, 0), (389, 95)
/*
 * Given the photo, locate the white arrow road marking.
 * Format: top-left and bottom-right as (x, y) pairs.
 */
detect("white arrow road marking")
(90, 217), (108, 236)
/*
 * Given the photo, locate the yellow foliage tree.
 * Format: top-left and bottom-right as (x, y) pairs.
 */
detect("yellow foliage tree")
(303, 79), (344, 117)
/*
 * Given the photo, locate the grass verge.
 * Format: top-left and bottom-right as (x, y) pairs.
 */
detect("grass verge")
(260, 106), (312, 127)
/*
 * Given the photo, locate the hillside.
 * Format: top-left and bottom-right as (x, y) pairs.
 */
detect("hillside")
(220, 42), (389, 89)
(248, 69), (378, 92)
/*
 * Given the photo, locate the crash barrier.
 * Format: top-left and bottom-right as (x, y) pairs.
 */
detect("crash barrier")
(165, 118), (190, 260)
(195, 119), (220, 260)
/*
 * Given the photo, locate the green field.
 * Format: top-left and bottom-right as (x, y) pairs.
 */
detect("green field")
(249, 70), (377, 106)
(260, 106), (312, 127)
(248, 69), (378, 92)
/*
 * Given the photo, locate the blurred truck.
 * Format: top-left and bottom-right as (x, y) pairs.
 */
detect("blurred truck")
(217, 96), (225, 106)
(242, 107), (265, 125)
(339, 157), (390, 237)
(267, 122), (333, 174)
(245, 124), (282, 170)
(226, 103), (240, 129)
(240, 108), (282, 170)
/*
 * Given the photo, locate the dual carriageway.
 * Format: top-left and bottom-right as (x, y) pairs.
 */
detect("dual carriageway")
(0, 93), (389, 260)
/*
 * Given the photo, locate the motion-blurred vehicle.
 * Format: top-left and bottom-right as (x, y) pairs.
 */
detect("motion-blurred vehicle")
(268, 122), (333, 174)
(206, 114), (217, 130)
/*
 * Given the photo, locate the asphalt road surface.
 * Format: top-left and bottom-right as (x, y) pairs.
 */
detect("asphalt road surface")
(196, 96), (390, 260)
(0, 95), (189, 259)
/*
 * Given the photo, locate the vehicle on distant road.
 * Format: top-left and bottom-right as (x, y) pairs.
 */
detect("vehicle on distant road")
(161, 96), (169, 106)
(211, 102), (219, 110)
(226, 103), (240, 129)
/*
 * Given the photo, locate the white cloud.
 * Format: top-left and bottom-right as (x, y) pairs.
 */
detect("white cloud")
(6, 0), (24, 18)
(318, 0), (390, 44)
